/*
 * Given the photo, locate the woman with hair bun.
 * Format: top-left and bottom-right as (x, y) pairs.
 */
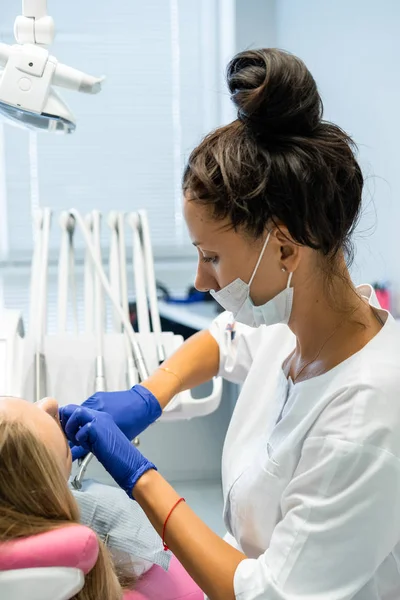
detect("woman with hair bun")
(61, 49), (400, 600)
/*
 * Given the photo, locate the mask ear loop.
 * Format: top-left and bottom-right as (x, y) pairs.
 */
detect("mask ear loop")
(248, 232), (271, 288)
(287, 271), (293, 288)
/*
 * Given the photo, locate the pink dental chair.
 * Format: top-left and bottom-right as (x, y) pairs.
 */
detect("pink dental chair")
(0, 524), (203, 599)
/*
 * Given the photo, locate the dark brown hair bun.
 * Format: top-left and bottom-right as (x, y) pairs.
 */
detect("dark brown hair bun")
(227, 48), (322, 140)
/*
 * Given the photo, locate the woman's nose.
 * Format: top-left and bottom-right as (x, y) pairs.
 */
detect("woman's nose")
(37, 397), (59, 421)
(194, 262), (218, 293)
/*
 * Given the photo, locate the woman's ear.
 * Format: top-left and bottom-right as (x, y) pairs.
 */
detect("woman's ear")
(273, 227), (302, 273)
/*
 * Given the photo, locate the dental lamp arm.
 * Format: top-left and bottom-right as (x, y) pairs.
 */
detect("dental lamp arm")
(16, 1), (54, 46)
(22, 0), (48, 19)
(15, 1), (104, 94)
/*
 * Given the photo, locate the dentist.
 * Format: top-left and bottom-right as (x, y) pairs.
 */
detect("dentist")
(60, 48), (400, 600)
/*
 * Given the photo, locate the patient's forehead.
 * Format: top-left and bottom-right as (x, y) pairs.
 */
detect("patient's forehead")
(0, 396), (58, 431)
(0, 396), (30, 418)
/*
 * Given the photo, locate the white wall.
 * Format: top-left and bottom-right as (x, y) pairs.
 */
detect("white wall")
(275, 0), (400, 308)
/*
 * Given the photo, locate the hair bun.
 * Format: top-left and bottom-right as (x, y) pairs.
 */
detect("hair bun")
(227, 48), (322, 140)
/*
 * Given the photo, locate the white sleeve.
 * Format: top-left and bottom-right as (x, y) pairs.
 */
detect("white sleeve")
(209, 311), (262, 385)
(233, 437), (400, 599)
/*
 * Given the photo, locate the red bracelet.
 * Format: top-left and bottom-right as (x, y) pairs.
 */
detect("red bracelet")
(162, 497), (185, 551)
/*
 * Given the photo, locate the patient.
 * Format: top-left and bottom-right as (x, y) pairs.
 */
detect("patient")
(0, 395), (136, 600)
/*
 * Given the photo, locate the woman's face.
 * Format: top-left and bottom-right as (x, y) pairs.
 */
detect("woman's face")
(183, 197), (290, 306)
(0, 396), (72, 478)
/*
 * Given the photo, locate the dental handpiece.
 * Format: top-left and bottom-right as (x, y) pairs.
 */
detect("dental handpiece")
(71, 356), (106, 491)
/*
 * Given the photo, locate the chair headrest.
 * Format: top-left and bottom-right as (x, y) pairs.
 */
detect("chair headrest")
(0, 524), (99, 575)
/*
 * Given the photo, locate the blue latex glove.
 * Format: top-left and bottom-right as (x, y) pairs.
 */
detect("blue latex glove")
(65, 385), (162, 461)
(60, 404), (156, 497)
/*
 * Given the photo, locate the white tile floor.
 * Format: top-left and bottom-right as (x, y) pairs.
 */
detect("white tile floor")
(172, 479), (225, 536)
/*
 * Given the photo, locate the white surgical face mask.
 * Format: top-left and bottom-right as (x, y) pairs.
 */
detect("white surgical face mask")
(209, 232), (294, 328)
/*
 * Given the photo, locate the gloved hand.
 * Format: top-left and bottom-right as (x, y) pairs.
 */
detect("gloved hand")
(60, 404), (156, 497)
(64, 385), (162, 461)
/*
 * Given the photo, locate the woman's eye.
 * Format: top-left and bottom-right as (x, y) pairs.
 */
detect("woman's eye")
(201, 256), (218, 264)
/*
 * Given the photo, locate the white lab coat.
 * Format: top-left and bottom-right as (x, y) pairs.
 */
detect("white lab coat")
(209, 285), (400, 599)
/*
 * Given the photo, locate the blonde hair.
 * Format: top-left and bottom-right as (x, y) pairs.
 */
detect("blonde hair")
(0, 414), (136, 600)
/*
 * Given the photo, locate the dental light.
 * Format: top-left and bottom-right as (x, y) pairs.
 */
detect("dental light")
(0, 0), (104, 133)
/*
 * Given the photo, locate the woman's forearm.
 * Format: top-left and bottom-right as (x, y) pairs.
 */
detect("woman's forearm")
(140, 329), (220, 409)
(133, 469), (245, 600)
(137, 330), (236, 597)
